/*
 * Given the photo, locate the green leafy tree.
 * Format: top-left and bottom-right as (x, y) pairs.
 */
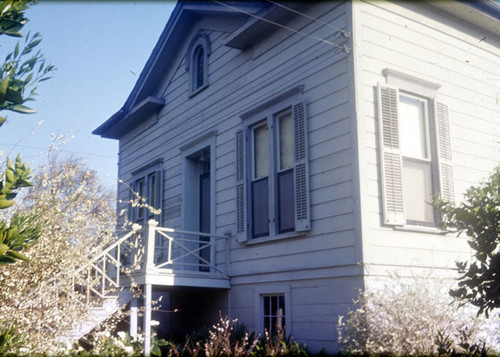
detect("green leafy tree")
(436, 166), (500, 317)
(0, 0), (53, 264)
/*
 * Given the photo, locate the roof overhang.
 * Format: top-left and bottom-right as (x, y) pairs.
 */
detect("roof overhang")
(429, 0), (500, 36)
(93, 96), (165, 139)
(93, 1), (264, 139)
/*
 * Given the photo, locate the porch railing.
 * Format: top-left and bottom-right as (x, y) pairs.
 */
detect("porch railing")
(53, 220), (230, 307)
(142, 220), (231, 277)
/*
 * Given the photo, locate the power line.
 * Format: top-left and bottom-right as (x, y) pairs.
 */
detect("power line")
(0, 142), (117, 159)
(211, 0), (350, 53)
(266, 0), (350, 39)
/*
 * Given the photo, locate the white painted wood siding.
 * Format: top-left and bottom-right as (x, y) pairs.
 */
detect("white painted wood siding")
(117, 2), (358, 281)
(353, 1), (500, 277)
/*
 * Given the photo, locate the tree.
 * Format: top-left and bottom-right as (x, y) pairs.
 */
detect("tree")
(0, 0), (54, 263)
(0, 157), (117, 353)
(436, 166), (500, 317)
(0, 0), (54, 123)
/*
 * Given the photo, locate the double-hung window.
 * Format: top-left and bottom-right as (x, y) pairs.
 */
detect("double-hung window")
(378, 74), (454, 227)
(130, 161), (163, 226)
(130, 161), (164, 262)
(236, 87), (310, 242)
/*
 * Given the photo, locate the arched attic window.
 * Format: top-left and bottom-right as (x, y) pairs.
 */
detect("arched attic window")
(186, 32), (211, 96)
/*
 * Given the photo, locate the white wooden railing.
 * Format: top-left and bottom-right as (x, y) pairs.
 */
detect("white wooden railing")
(72, 224), (143, 305)
(69, 220), (230, 306)
(143, 220), (231, 277)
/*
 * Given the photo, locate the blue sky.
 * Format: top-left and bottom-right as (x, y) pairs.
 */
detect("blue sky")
(1, 1), (176, 189)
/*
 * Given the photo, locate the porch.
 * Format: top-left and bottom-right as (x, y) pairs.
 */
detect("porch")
(72, 220), (231, 355)
(126, 220), (231, 289)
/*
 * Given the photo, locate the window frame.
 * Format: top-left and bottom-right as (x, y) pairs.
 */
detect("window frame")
(236, 86), (310, 243)
(378, 69), (454, 229)
(398, 92), (437, 226)
(130, 159), (163, 226)
(185, 31), (211, 96)
(255, 285), (292, 337)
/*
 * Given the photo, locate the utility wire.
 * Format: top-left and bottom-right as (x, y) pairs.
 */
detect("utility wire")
(266, 0), (350, 38)
(211, 0), (350, 53)
(0, 142), (116, 159)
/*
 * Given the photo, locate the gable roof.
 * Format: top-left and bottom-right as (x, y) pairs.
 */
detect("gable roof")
(93, 0), (500, 139)
(93, 1), (267, 139)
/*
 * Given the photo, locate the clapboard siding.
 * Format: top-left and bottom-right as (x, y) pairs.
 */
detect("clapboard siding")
(230, 274), (363, 353)
(114, 2), (358, 284)
(353, 0), (500, 277)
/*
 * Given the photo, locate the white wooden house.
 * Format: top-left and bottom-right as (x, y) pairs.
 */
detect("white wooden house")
(93, 1), (500, 353)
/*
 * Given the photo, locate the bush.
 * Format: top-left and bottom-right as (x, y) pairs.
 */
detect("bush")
(337, 275), (500, 355)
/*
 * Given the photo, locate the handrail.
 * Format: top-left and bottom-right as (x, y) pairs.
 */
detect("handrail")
(74, 224), (142, 275)
(154, 226), (229, 240)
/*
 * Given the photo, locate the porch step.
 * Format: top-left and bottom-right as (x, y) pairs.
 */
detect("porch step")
(58, 290), (134, 348)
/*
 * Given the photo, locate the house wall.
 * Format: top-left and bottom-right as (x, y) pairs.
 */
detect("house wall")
(116, 1), (361, 353)
(352, 1), (500, 280)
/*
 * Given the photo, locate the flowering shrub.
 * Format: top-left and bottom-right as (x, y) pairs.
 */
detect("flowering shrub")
(338, 275), (500, 355)
(191, 315), (259, 357)
(0, 157), (118, 354)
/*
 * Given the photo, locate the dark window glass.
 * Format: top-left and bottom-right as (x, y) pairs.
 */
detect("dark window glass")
(136, 178), (145, 220)
(194, 45), (204, 90)
(252, 178), (269, 238)
(149, 172), (156, 215)
(263, 295), (286, 336)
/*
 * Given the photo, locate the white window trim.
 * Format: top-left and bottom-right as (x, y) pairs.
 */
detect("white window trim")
(378, 69), (455, 229)
(236, 86), (311, 243)
(255, 284), (292, 337)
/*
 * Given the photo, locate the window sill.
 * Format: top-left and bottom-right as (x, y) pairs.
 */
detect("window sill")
(189, 84), (208, 98)
(244, 230), (309, 245)
(394, 224), (449, 235)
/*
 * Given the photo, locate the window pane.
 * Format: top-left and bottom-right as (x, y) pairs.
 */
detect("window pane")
(278, 295), (285, 312)
(253, 124), (269, 179)
(194, 45), (204, 89)
(278, 169), (294, 233)
(252, 178), (269, 238)
(263, 296), (270, 315)
(137, 178), (145, 220)
(278, 110), (293, 170)
(262, 295), (286, 335)
(400, 95), (428, 159)
(149, 173), (156, 211)
(402, 159), (435, 224)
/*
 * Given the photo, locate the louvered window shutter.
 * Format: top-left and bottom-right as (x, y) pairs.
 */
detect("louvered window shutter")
(377, 85), (405, 225)
(235, 130), (247, 242)
(293, 101), (311, 232)
(434, 101), (455, 205)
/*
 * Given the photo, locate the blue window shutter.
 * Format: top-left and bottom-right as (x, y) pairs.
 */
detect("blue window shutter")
(377, 85), (405, 225)
(434, 101), (455, 205)
(236, 129), (247, 242)
(293, 101), (311, 232)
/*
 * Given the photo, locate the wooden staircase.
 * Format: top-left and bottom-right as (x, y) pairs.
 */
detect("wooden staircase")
(58, 221), (231, 355)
